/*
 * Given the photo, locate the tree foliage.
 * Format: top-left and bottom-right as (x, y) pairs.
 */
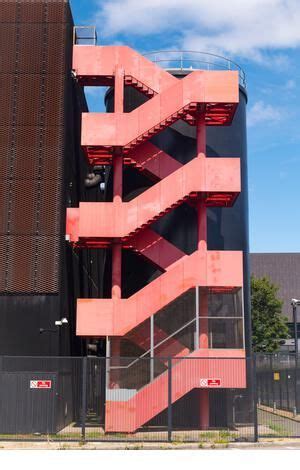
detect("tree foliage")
(251, 275), (289, 353)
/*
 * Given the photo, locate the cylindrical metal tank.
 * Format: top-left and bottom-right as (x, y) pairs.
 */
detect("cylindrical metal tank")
(104, 55), (250, 354)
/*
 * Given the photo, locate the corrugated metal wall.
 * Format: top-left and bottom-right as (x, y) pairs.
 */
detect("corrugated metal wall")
(0, 0), (71, 294)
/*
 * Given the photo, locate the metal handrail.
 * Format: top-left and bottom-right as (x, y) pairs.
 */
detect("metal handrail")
(73, 26), (97, 46)
(110, 316), (197, 370)
(110, 314), (243, 370)
(143, 50), (246, 88)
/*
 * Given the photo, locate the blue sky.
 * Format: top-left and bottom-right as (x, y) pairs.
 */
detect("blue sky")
(70, 0), (300, 253)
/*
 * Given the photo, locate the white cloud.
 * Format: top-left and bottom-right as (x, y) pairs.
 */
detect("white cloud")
(247, 100), (283, 127)
(284, 79), (296, 90)
(95, 0), (300, 61)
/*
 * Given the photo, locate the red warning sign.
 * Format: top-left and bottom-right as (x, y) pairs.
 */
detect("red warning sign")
(30, 380), (52, 389)
(200, 378), (221, 387)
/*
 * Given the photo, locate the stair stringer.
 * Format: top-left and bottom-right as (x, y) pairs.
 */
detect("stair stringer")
(81, 70), (238, 153)
(66, 156), (241, 244)
(76, 250), (243, 337)
(105, 349), (247, 433)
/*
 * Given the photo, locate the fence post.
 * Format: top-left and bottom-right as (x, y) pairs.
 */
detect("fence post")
(252, 354), (258, 442)
(168, 357), (172, 442)
(81, 356), (87, 442)
(270, 355), (275, 408)
(295, 353), (299, 414)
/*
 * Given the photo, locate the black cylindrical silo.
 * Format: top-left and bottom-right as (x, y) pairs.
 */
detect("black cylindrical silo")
(104, 66), (250, 354)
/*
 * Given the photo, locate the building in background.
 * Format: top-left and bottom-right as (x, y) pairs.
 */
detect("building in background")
(250, 253), (300, 351)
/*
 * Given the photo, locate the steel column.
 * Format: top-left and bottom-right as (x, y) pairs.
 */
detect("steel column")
(196, 112), (210, 430)
(150, 315), (154, 382)
(168, 357), (172, 442)
(111, 68), (124, 303)
(111, 68), (124, 364)
(81, 356), (87, 442)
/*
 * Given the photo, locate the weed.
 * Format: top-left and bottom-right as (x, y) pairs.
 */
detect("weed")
(124, 444), (143, 450)
(59, 444), (70, 450)
(199, 431), (217, 441)
(268, 423), (286, 434)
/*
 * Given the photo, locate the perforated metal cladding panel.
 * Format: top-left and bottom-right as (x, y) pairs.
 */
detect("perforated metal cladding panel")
(0, 1), (71, 293)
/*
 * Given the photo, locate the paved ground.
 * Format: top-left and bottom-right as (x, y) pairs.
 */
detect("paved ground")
(1, 439), (300, 450)
(1, 407), (300, 450)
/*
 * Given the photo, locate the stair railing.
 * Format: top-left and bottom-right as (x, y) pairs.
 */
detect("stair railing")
(109, 315), (198, 371)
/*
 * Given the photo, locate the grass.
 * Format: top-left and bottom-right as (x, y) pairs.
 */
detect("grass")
(268, 423), (287, 435)
(199, 430), (238, 444)
(0, 428), (239, 445)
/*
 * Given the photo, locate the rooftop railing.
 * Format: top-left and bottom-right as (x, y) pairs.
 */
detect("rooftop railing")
(143, 50), (246, 88)
(72, 29), (246, 89)
(73, 26), (97, 46)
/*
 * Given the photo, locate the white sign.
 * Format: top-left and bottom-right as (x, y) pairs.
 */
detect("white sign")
(30, 380), (52, 389)
(200, 378), (221, 387)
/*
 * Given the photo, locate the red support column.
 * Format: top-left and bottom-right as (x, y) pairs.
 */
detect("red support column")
(111, 154), (122, 300)
(111, 68), (124, 363)
(111, 67), (124, 301)
(197, 112), (209, 430)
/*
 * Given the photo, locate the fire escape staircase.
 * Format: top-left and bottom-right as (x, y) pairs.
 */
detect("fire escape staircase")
(67, 155), (240, 246)
(81, 69), (238, 164)
(106, 341), (246, 433)
(68, 45), (245, 433)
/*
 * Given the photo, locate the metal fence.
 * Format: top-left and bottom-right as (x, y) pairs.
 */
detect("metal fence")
(0, 355), (255, 443)
(1, 353), (300, 442)
(256, 353), (300, 438)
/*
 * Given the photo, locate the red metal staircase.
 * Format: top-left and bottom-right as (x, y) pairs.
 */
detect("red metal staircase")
(106, 349), (246, 433)
(76, 249), (242, 337)
(68, 44), (246, 433)
(66, 156), (240, 247)
(81, 69), (238, 160)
